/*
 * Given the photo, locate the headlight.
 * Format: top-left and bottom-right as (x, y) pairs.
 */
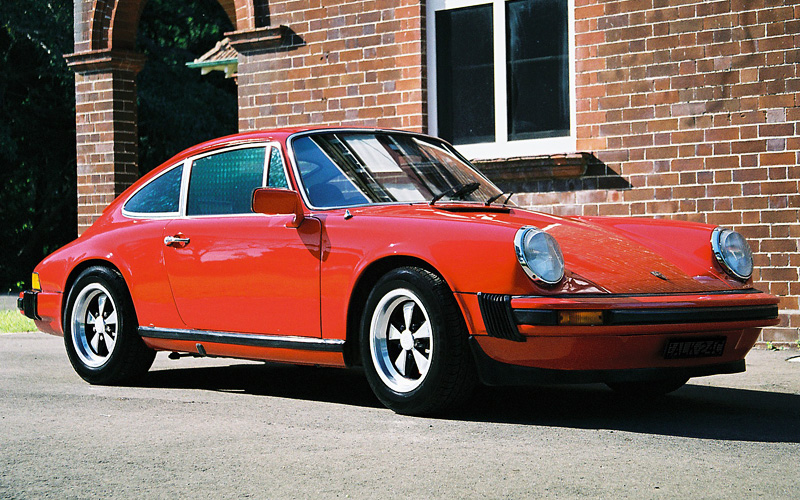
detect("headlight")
(711, 227), (753, 280)
(514, 226), (565, 285)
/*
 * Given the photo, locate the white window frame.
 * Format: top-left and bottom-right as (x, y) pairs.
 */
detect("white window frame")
(426, 0), (576, 160)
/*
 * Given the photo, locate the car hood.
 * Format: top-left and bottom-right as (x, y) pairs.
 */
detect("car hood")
(345, 203), (738, 294)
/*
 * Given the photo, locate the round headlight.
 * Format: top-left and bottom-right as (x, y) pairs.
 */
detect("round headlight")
(514, 226), (565, 285)
(711, 227), (753, 280)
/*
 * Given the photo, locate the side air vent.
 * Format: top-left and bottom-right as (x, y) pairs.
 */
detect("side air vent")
(477, 293), (525, 342)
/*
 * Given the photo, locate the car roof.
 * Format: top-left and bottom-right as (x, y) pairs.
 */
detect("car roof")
(161, 126), (428, 166)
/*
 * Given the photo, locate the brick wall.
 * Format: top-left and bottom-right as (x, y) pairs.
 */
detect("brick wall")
(236, 0), (426, 133)
(74, 71), (134, 231)
(513, 0), (799, 345)
(68, 52), (143, 234)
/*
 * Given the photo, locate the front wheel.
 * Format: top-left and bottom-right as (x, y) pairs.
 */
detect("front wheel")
(360, 267), (476, 415)
(63, 266), (155, 385)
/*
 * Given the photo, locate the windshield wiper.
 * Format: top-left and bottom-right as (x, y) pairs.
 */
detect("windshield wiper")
(429, 182), (481, 205)
(485, 192), (514, 206)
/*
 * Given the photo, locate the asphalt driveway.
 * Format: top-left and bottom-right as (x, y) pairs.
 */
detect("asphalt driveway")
(1, 331), (799, 499)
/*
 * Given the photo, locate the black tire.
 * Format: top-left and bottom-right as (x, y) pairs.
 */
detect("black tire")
(360, 267), (476, 415)
(63, 266), (155, 385)
(606, 377), (689, 397)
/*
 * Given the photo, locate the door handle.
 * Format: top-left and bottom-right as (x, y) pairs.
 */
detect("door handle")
(164, 235), (190, 248)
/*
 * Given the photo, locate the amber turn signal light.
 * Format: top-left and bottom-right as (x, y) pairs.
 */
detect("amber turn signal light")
(557, 310), (604, 326)
(31, 272), (41, 291)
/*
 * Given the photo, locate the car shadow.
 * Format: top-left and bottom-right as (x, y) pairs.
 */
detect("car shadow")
(140, 362), (800, 444)
(460, 383), (800, 443)
(141, 362), (383, 410)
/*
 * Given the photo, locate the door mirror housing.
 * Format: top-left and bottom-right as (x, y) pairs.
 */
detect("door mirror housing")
(252, 188), (305, 228)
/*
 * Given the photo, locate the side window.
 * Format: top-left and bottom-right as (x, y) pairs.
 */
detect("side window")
(187, 147), (266, 216)
(267, 146), (289, 189)
(124, 164), (183, 215)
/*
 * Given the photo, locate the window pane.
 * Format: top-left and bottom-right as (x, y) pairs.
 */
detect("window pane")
(187, 147), (266, 216)
(124, 164), (182, 214)
(293, 136), (369, 208)
(507, 0), (570, 141)
(267, 147), (289, 188)
(293, 132), (502, 207)
(436, 4), (495, 145)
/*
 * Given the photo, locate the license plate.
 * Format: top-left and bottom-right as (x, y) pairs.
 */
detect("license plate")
(664, 337), (726, 359)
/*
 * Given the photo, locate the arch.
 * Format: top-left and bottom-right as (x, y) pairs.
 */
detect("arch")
(87, 0), (270, 51)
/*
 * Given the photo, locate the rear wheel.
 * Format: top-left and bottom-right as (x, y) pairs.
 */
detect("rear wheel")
(64, 266), (155, 385)
(606, 377), (689, 397)
(360, 267), (476, 415)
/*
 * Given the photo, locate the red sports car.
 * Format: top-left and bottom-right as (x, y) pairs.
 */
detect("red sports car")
(19, 128), (779, 415)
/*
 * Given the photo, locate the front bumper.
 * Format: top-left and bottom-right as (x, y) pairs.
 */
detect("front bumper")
(18, 290), (40, 320)
(17, 289), (62, 335)
(477, 290), (779, 342)
(459, 289), (779, 378)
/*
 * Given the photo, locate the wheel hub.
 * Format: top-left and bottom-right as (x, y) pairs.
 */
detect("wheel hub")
(400, 330), (414, 351)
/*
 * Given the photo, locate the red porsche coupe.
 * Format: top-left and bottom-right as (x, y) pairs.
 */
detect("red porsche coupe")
(19, 128), (779, 414)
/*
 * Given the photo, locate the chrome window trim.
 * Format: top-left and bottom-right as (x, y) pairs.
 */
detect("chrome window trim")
(711, 227), (752, 281)
(285, 128), (504, 211)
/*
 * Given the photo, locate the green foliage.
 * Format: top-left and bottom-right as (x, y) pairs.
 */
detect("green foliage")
(0, 1), (77, 293)
(0, 310), (37, 333)
(0, 0), (238, 292)
(137, 0), (238, 174)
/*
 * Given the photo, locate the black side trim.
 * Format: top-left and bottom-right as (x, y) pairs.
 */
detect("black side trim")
(139, 327), (345, 353)
(514, 304), (779, 327)
(18, 291), (40, 321)
(477, 293), (525, 342)
(513, 309), (558, 326)
(605, 305), (778, 325)
(468, 337), (746, 386)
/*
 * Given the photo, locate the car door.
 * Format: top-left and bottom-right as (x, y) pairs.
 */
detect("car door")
(162, 143), (322, 337)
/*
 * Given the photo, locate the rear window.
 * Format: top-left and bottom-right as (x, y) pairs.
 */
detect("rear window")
(123, 164), (183, 215)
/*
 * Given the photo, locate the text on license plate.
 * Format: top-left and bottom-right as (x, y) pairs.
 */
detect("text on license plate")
(663, 337), (726, 359)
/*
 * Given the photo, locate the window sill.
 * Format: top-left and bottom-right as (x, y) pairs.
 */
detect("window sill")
(472, 152), (588, 182)
(471, 152), (631, 193)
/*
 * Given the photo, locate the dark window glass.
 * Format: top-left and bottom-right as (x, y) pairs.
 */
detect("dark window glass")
(267, 147), (288, 188)
(507, 0), (570, 141)
(124, 165), (182, 214)
(436, 5), (495, 145)
(293, 136), (369, 208)
(187, 147), (266, 216)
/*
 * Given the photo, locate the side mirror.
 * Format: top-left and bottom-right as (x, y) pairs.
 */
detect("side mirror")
(252, 188), (305, 228)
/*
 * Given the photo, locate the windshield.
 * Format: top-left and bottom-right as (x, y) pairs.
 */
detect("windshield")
(290, 132), (504, 208)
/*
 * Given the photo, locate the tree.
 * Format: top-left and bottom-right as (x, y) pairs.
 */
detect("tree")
(0, 1), (76, 292)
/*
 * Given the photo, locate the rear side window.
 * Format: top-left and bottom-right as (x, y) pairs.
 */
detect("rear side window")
(187, 147), (266, 216)
(124, 164), (183, 215)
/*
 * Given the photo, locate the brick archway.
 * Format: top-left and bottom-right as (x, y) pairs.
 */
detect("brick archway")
(66, 0), (270, 233)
